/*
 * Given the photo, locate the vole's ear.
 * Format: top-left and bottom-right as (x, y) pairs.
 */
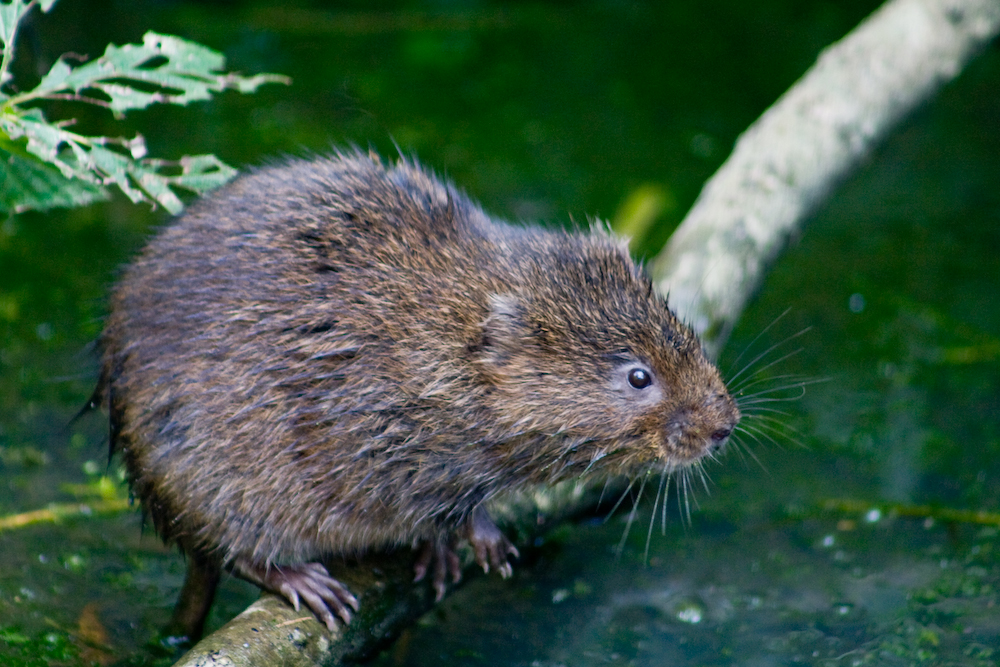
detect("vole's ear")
(479, 293), (529, 365)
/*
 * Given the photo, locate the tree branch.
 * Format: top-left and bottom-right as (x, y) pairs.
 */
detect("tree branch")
(172, 482), (611, 667)
(650, 0), (1000, 359)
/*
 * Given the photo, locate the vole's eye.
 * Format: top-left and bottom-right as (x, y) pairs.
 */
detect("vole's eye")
(627, 368), (652, 389)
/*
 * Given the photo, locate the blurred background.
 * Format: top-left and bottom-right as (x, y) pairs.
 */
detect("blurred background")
(1, 0), (999, 664)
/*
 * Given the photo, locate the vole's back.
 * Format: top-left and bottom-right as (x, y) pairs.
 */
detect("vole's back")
(102, 151), (738, 632)
(108, 154), (493, 559)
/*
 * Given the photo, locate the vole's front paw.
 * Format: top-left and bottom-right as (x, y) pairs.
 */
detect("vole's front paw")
(413, 508), (519, 601)
(235, 558), (359, 631)
(465, 506), (519, 579)
(413, 536), (462, 601)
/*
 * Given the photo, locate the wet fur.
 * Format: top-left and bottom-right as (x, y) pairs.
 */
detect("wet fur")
(100, 150), (738, 620)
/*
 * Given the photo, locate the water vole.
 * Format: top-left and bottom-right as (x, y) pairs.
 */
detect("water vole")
(98, 150), (739, 637)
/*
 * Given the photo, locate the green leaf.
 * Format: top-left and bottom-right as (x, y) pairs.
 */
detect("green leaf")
(27, 31), (289, 114)
(135, 169), (183, 213)
(0, 109), (237, 214)
(32, 57), (72, 92)
(155, 154), (238, 192)
(0, 145), (108, 214)
(0, 2), (35, 55)
(0, 1), (58, 88)
(86, 143), (146, 203)
(0, 13), (287, 214)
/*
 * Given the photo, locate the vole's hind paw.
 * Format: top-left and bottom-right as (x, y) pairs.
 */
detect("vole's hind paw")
(465, 506), (519, 580)
(413, 537), (462, 601)
(235, 558), (359, 631)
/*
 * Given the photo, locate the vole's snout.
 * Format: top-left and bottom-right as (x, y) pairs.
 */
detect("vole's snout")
(664, 391), (739, 461)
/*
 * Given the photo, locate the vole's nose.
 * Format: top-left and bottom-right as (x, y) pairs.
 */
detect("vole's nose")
(709, 426), (732, 451)
(711, 427), (732, 443)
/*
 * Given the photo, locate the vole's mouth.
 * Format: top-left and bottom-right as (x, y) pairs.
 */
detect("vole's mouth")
(709, 427), (733, 450)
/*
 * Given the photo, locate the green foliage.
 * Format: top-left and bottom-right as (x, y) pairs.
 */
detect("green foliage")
(0, 0), (287, 214)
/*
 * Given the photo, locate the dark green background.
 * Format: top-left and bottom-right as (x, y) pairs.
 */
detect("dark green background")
(1, 1), (999, 664)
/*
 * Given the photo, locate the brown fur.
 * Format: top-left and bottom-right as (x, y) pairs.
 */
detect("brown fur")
(100, 150), (739, 633)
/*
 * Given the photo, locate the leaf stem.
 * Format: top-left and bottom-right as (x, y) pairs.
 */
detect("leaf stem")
(17, 91), (114, 109)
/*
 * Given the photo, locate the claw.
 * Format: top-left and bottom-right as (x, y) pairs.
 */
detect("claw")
(465, 506), (518, 578)
(284, 586), (301, 612)
(412, 507), (519, 601)
(233, 558), (357, 630)
(447, 548), (462, 583)
(413, 541), (434, 582)
(414, 537), (462, 601)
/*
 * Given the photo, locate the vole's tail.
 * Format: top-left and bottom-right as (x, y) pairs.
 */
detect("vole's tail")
(69, 365), (122, 465)
(69, 381), (104, 425)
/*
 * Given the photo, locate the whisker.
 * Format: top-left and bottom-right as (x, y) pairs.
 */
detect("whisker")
(737, 390), (807, 406)
(701, 447), (721, 466)
(679, 470), (693, 525)
(695, 462), (712, 494)
(741, 419), (810, 446)
(726, 307), (791, 375)
(730, 347), (805, 394)
(727, 326), (811, 389)
(733, 424), (768, 449)
(582, 447), (608, 476)
(724, 314), (829, 496)
(661, 469), (671, 534)
(737, 418), (788, 436)
(643, 469), (668, 564)
(726, 437), (750, 464)
(604, 477), (637, 522)
(737, 406), (793, 418)
(596, 477), (612, 508)
(738, 384), (808, 401)
(744, 413), (802, 428)
(737, 376), (830, 400)
(616, 473), (649, 558)
(728, 435), (769, 472)
(738, 402), (806, 462)
(734, 372), (814, 397)
(738, 420), (808, 450)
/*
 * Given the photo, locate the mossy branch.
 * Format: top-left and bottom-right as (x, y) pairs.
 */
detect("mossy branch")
(171, 482), (610, 667)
